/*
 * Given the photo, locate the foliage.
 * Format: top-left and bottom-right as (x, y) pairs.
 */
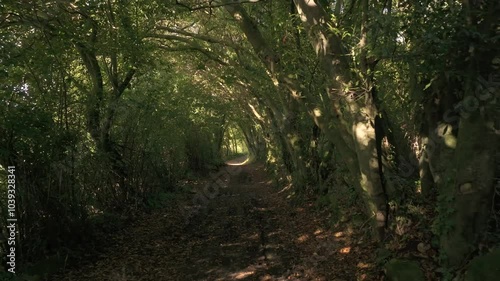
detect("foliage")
(0, 0), (498, 279)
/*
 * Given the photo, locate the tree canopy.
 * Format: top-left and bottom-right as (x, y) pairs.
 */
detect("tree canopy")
(0, 0), (499, 280)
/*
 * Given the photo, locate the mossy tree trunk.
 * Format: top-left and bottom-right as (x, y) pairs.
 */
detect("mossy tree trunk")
(422, 0), (500, 267)
(293, 0), (388, 240)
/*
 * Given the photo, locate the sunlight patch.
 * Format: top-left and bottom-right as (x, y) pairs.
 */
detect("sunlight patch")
(357, 262), (372, 268)
(231, 270), (255, 279)
(267, 231), (282, 237)
(334, 231), (344, 238)
(340, 247), (351, 254)
(226, 156), (250, 166)
(296, 234), (309, 243)
(314, 229), (324, 235)
(354, 122), (374, 147)
(247, 233), (259, 240)
(278, 183), (292, 194)
(220, 242), (246, 247)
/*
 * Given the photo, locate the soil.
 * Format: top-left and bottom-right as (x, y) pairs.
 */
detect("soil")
(52, 160), (381, 281)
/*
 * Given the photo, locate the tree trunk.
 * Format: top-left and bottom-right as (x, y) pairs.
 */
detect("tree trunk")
(293, 0), (388, 240)
(433, 0), (499, 266)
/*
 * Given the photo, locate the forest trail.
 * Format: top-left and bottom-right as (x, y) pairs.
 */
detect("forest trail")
(52, 161), (379, 281)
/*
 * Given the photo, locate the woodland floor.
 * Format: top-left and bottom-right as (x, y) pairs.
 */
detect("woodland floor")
(51, 159), (382, 281)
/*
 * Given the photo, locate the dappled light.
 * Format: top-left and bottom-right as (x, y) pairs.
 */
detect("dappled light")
(231, 270), (255, 280)
(0, 0), (497, 280)
(340, 247), (351, 254)
(226, 156), (250, 166)
(296, 234), (310, 243)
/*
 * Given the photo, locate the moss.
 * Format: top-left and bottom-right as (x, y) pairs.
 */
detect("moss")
(464, 249), (500, 281)
(384, 259), (425, 281)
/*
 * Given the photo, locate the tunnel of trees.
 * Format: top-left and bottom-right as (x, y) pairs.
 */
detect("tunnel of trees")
(0, 0), (499, 280)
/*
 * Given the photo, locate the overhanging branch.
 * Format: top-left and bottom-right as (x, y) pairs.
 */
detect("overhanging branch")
(157, 44), (228, 65)
(175, 0), (265, 11)
(154, 26), (243, 51)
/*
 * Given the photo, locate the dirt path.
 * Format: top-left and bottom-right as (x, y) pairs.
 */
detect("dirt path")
(53, 163), (380, 281)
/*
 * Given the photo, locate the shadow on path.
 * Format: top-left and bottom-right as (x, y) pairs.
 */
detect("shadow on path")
(53, 161), (379, 281)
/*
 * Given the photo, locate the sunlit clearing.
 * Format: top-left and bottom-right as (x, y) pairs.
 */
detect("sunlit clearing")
(340, 247), (351, 254)
(226, 156), (249, 166)
(222, 123), (249, 161)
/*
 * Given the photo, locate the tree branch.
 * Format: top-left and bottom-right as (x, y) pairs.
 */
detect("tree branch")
(157, 45), (228, 65)
(117, 68), (136, 96)
(175, 0), (265, 11)
(154, 26), (243, 50)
